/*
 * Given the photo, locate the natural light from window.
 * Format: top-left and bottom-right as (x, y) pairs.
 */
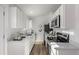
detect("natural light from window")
(29, 19), (32, 29)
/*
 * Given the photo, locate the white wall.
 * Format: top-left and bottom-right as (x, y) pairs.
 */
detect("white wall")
(32, 13), (53, 43)
(70, 5), (79, 47)
(59, 5), (79, 48)
(64, 5), (76, 30)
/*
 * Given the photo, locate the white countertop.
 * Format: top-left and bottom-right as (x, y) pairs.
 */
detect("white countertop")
(50, 42), (79, 50)
(46, 38), (79, 50)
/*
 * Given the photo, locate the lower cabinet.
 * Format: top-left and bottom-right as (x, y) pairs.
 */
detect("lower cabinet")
(51, 48), (79, 55)
(48, 43), (79, 55)
(8, 34), (35, 55)
(8, 40), (25, 55)
(25, 36), (35, 55)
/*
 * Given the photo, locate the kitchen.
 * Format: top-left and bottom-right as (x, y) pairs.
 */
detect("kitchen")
(0, 4), (79, 55)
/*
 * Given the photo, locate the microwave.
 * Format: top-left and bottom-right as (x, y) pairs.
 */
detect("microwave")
(50, 15), (60, 28)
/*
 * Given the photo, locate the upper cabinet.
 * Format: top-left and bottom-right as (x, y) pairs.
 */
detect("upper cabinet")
(53, 8), (60, 18)
(50, 6), (60, 29)
(50, 5), (76, 29)
(59, 5), (76, 29)
(59, 5), (65, 29)
(9, 7), (28, 29)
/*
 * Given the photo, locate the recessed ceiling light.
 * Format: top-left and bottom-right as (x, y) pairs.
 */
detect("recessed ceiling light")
(30, 10), (33, 14)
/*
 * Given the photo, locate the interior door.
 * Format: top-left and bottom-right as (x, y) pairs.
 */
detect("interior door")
(0, 5), (4, 54)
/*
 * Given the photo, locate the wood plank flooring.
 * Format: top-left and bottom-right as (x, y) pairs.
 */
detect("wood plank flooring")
(30, 43), (49, 55)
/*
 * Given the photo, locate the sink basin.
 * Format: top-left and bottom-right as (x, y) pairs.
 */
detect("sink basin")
(13, 35), (26, 41)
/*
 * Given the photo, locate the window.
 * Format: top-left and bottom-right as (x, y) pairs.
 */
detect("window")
(29, 19), (32, 29)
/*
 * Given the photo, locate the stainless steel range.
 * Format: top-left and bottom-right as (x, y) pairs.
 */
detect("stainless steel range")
(47, 32), (69, 43)
(57, 32), (69, 43)
(47, 32), (69, 54)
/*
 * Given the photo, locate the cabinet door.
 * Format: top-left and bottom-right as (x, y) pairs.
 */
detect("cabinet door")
(10, 7), (24, 28)
(0, 6), (4, 54)
(17, 8), (21, 28)
(10, 7), (17, 28)
(53, 8), (60, 19)
(21, 12), (26, 28)
(17, 8), (27, 29)
(17, 8), (23, 28)
(59, 5), (65, 28)
(55, 8), (60, 17)
(10, 7), (29, 29)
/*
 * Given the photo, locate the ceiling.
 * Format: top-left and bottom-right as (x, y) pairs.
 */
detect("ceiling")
(17, 4), (61, 17)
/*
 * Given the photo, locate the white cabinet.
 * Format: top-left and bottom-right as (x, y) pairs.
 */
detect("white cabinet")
(59, 5), (65, 28)
(51, 5), (65, 29)
(8, 34), (35, 55)
(51, 48), (79, 55)
(50, 5), (61, 29)
(8, 40), (25, 55)
(59, 5), (76, 29)
(53, 8), (60, 18)
(50, 5), (76, 29)
(25, 34), (35, 55)
(9, 7), (27, 29)
(50, 43), (79, 55)
(17, 7), (22, 28)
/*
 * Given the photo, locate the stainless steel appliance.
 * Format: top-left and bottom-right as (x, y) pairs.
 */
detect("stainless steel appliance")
(47, 32), (69, 55)
(47, 32), (69, 43)
(57, 32), (69, 43)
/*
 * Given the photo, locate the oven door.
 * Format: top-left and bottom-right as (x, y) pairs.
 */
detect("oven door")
(57, 35), (69, 42)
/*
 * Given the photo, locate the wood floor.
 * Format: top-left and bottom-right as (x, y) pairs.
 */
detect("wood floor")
(30, 43), (49, 55)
